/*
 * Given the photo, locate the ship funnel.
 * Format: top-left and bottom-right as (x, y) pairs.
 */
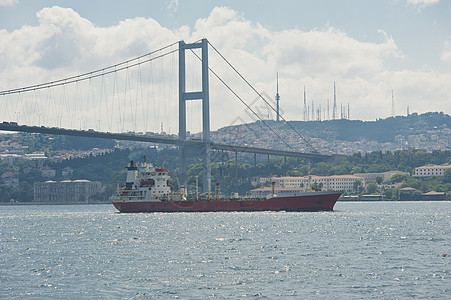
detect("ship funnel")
(125, 160), (138, 188)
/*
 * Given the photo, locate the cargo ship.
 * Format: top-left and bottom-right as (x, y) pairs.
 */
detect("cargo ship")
(111, 160), (342, 213)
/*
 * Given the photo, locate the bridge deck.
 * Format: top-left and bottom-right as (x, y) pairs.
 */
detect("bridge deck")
(0, 123), (330, 160)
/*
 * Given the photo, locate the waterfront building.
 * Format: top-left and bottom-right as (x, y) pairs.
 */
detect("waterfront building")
(271, 174), (364, 193)
(422, 191), (447, 201)
(413, 164), (451, 178)
(33, 180), (102, 203)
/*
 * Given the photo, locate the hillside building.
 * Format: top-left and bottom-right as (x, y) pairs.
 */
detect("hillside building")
(354, 171), (407, 183)
(40, 166), (56, 178)
(0, 153), (22, 164)
(413, 164), (451, 178)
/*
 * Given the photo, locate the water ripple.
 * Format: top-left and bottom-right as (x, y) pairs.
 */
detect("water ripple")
(0, 202), (449, 298)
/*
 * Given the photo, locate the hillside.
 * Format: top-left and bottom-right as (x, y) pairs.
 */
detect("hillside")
(288, 112), (450, 142)
(212, 112), (451, 154)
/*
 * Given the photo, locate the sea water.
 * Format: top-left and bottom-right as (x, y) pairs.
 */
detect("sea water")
(1, 201), (449, 299)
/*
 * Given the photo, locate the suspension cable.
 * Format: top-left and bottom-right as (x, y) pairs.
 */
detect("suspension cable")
(188, 49), (294, 151)
(207, 41), (318, 153)
(0, 41), (181, 95)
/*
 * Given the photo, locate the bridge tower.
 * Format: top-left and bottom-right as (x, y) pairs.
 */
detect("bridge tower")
(178, 39), (211, 193)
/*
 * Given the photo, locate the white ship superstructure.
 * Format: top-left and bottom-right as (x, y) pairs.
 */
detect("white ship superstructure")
(113, 160), (185, 202)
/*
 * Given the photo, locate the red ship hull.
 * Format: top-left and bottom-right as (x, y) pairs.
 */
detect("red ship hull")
(112, 191), (342, 213)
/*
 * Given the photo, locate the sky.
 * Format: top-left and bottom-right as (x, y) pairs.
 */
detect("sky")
(0, 0), (450, 132)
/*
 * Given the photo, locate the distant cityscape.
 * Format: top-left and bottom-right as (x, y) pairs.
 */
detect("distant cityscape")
(210, 114), (451, 155)
(212, 124), (450, 155)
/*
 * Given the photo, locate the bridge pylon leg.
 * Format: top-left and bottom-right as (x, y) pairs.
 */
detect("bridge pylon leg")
(178, 39), (210, 193)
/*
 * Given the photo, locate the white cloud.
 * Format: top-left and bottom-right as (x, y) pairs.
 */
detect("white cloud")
(263, 28), (401, 78)
(0, 0), (18, 7)
(167, 0), (179, 11)
(0, 6), (178, 83)
(0, 6), (450, 133)
(406, 0), (440, 10)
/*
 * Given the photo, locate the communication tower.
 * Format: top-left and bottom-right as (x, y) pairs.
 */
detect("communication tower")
(303, 85), (307, 121)
(276, 73), (280, 122)
(327, 99), (330, 120)
(391, 89), (395, 117)
(333, 81), (337, 120)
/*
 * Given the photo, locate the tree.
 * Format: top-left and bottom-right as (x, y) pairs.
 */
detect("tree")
(12, 182), (33, 202)
(391, 173), (408, 184)
(0, 184), (13, 202)
(384, 188), (394, 199)
(411, 190), (423, 201)
(444, 168), (451, 184)
(366, 181), (378, 194)
(312, 162), (331, 176)
(353, 180), (363, 194)
(375, 176), (383, 184)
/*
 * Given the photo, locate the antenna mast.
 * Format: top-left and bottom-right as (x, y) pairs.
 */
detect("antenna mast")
(303, 85), (307, 121)
(276, 73), (280, 122)
(391, 89), (395, 117)
(333, 81), (337, 120)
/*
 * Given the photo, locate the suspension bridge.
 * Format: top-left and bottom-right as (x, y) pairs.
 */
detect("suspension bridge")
(0, 38), (332, 192)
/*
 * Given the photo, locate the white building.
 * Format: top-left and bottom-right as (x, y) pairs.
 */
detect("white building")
(250, 176), (273, 187)
(413, 164), (451, 178)
(249, 186), (304, 198)
(62, 167), (74, 179)
(24, 152), (46, 160)
(0, 153), (22, 164)
(271, 175), (364, 193)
